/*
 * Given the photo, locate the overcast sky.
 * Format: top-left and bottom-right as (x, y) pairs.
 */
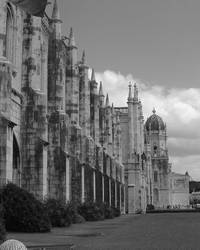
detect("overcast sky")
(47, 0), (200, 180)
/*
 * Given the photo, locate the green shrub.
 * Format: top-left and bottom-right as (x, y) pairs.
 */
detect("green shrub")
(78, 202), (121, 221)
(0, 205), (6, 243)
(112, 206), (121, 217)
(72, 213), (85, 224)
(44, 199), (74, 227)
(78, 202), (104, 221)
(146, 204), (155, 211)
(103, 203), (114, 219)
(0, 183), (51, 232)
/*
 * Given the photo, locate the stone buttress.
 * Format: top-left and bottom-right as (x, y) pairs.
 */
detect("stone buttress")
(65, 28), (82, 203)
(47, 0), (69, 201)
(21, 14), (49, 199)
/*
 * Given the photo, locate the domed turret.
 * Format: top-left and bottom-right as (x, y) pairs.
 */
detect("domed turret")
(145, 108), (165, 131)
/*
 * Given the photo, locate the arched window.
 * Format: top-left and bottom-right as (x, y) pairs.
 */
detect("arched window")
(13, 134), (21, 186)
(154, 171), (158, 182)
(5, 3), (14, 62)
(153, 188), (159, 203)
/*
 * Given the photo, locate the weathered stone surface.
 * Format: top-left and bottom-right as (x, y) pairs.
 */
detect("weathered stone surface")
(0, 1), (126, 213)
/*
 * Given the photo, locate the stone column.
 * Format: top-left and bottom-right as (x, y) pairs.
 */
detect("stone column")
(0, 57), (13, 186)
(93, 169), (96, 202)
(115, 181), (117, 208)
(109, 178), (111, 206)
(123, 185), (126, 214)
(102, 175), (104, 202)
(42, 145), (48, 198)
(119, 183), (122, 211)
(81, 164), (85, 203)
(66, 156), (70, 202)
(128, 185), (135, 213)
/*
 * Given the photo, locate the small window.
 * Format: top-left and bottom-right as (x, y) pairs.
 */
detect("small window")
(154, 171), (158, 182)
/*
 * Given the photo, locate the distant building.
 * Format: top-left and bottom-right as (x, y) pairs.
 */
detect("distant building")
(145, 108), (171, 208)
(115, 84), (148, 213)
(170, 172), (190, 207)
(116, 86), (190, 212)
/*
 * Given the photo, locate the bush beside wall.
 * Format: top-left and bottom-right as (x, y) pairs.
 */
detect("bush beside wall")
(0, 205), (6, 243)
(0, 184), (121, 232)
(44, 199), (78, 227)
(78, 202), (121, 221)
(0, 183), (51, 232)
(78, 202), (104, 221)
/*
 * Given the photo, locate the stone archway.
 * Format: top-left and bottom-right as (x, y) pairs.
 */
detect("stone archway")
(12, 134), (20, 186)
(153, 188), (159, 205)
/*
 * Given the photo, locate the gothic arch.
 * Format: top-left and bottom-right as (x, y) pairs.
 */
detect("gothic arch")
(5, 3), (16, 63)
(154, 171), (158, 182)
(153, 188), (159, 204)
(12, 133), (21, 186)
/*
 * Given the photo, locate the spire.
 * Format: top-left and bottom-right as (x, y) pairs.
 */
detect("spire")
(128, 82), (133, 102)
(111, 103), (115, 115)
(82, 50), (86, 64)
(139, 102), (144, 121)
(91, 68), (96, 81)
(152, 107), (156, 114)
(99, 81), (104, 96)
(69, 27), (76, 47)
(52, 0), (61, 22)
(134, 83), (138, 101)
(106, 94), (110, 107)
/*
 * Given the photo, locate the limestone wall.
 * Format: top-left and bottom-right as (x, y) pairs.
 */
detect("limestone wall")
(0, 1), (125, 212)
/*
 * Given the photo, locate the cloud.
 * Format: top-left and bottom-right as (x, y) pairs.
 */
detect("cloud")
(95, 69), (200, 180)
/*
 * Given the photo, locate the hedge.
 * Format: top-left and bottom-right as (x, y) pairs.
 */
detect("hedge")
(0, 183), (51, 232)
(0, 205), (6, 243)
(44, 199), (78, 227)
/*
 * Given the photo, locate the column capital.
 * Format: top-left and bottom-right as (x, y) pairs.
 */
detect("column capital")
(0, 56), (11, 72)
(0, 57), (17, 77)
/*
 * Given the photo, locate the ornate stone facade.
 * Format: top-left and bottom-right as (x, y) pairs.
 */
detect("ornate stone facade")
(116, 84), (150, 213)
(0, 0), (189, 214)
(0, 0), (125, 212)
(116, 84), (189, 213)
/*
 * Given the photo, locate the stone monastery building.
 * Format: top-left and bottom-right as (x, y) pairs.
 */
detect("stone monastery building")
(0, 0), (189, 213)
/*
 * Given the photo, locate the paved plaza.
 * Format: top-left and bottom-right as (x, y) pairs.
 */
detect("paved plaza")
(8, 213), (200, 250)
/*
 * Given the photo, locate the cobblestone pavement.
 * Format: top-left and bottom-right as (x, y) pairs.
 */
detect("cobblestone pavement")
(8, 213), (200, 250)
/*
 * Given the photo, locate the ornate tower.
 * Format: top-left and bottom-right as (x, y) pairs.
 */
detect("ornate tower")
(90, 69), (100, 143)
(99, 81), (105, 146)
(66, 27), (79, 126)
(105, 93), (112, 154)
(145, 108), (171, 207)
(79, 50), (90, 137)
